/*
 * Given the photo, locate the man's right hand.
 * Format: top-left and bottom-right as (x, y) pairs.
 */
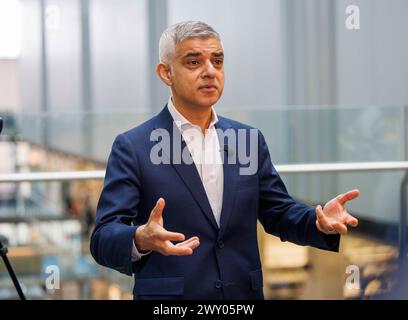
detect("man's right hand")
(134, 198), (200, 256)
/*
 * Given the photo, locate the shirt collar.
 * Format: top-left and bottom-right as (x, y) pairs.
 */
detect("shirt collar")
(167, 97), (219, 132)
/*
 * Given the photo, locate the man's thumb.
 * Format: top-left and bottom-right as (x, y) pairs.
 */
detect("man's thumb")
(150, 198), (165, 219)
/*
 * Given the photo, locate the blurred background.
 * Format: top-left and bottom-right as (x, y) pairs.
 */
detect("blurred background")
(1, 0), (408, 299)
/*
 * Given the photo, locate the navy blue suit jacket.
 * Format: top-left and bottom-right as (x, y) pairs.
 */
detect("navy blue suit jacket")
(90, 105), (340, 300)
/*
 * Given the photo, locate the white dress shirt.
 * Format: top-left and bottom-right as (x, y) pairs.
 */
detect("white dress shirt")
(131, 97), (224, 261)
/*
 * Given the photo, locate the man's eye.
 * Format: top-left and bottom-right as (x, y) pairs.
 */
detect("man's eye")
(188, 60), (199, 65)
(215, 59), (224, 65)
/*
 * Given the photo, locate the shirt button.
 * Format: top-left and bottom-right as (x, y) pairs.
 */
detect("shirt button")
(215, 280), (223, 289)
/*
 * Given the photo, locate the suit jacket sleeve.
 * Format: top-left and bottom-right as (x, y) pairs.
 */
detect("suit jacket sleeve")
(90, 133), (142, 276)
(257, 131), (340, 252)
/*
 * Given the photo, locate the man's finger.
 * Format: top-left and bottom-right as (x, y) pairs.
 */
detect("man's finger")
(316, 205), (325, 220)
(316, 205), (333, 228)
(150, 198), (165, 219)
(316, 220), (323, 233)
(316, 205), (336, 233)
(316, 219), (337, 234)
(176, 238), (200, 251)
(175, 236), (199, 247)
(164, 242), (195, 256)
(346, 214), (359, 227)
(158, 230), (185, 242)
(337, 189), (360, 205)
(186, 239), (200, 250)
(332, 222), (348, 235)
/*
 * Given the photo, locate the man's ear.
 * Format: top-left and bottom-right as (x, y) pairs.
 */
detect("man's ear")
(156, 63), (172, 86)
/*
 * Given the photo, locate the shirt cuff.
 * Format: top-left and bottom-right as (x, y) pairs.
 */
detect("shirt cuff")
(131, 240), (152, 262)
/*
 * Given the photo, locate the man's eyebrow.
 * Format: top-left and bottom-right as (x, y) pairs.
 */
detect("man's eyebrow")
(182, 51), (224, 58)
(212, 52), (224, 57)
(183, 52), (202, 58)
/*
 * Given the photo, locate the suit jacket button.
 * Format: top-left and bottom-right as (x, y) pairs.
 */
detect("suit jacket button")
(217, 240), (225, 249)
(215, 280), (223, 289)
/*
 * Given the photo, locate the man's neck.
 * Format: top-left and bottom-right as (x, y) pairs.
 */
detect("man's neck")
(172, 99), (213, 133)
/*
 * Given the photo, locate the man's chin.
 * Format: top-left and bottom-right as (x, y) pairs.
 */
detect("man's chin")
(196, 95), (220, 108)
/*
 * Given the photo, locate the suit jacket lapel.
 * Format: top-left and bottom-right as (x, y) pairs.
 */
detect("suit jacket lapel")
(216, 118), (239, 238)
(153, 106), (219, 231)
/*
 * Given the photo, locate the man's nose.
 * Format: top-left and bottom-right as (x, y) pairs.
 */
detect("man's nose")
(201, 60), (216, 78)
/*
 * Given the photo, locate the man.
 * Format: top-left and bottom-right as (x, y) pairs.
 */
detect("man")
(90, 21), (359, 300)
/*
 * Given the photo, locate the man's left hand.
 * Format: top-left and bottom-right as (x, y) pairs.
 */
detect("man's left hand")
(316, 189), (360, 235)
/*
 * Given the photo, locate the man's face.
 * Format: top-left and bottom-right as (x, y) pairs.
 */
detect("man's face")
(166, 37), (224, 110)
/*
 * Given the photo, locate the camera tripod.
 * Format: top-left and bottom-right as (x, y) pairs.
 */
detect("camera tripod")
(0, 117), (26, 300)
(0, 240), (26, 300)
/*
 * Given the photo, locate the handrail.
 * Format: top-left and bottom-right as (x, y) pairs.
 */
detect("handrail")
(0, 170), (105, 183)
(0, 161), (407, 262)
(277, 161), (408, 173)
(1, 161), (408, 182)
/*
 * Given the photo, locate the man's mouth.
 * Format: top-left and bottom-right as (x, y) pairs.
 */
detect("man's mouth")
(198, 85), (218, 93)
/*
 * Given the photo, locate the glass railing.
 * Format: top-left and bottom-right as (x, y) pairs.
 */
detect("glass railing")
(6, 105), (406, 163)
(3, 104), (406, 226)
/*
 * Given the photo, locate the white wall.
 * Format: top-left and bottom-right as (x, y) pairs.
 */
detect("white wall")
(336, 0), (408, 106)
(0, 60), (19, 111)
(46, 0), (82, 112)
(90, 0), (148, 111)
(19, 0), (42, 113)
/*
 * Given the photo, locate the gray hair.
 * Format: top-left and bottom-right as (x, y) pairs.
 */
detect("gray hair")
(159, 21), (221, 65)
